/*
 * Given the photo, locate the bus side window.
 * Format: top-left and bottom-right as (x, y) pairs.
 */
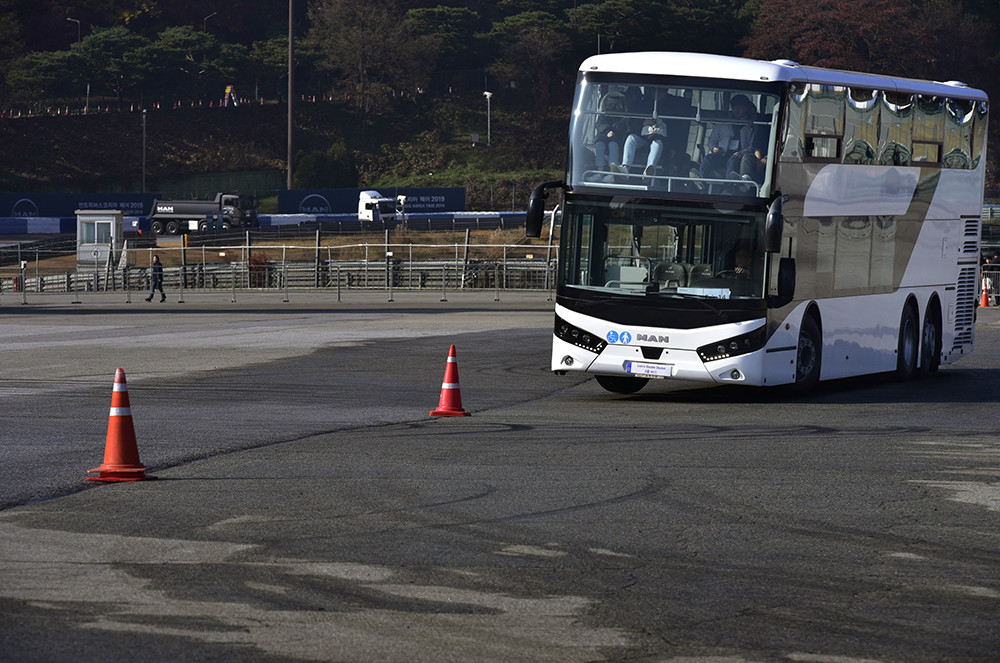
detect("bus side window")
(878, 92), (913, 166)
(971, 100), (989, 170)
(912, 95), (944, 164)
(943, 98), (975, 169)
(780, 84), (808, 162)
(844, 89), (878, 165)
(787, 84), (845, 161)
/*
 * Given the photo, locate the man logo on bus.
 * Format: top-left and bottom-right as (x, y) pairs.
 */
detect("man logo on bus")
(606, 330), (632, 344)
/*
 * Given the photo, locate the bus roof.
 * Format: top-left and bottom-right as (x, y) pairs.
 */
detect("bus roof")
(579, 52), (988, 102)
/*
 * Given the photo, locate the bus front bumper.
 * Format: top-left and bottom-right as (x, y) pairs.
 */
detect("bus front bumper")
(551, 335), (764, 385)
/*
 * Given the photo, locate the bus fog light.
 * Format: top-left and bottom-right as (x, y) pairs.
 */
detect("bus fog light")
(731, 369), (742, 380)
(562, 355), (575, 366)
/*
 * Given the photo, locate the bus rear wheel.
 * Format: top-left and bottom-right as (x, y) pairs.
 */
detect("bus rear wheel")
(896, 306), (919, 380)
(795, 315), (821, 391)
(919, 309), (941, 375)
(596, 375), (648, 394)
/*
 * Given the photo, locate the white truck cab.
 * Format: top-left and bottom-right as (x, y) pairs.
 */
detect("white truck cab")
(358, 190), (398, 224)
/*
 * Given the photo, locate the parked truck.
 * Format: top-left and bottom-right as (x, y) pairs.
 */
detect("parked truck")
(357, 190), (398, 226)
(149, 193), (257, 235)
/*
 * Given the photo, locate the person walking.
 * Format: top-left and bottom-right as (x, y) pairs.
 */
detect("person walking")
(145, 254), (165, 302)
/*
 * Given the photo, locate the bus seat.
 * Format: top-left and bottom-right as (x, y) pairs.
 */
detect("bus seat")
(654, 261), (687, 288)
(690, 263), (713, 283)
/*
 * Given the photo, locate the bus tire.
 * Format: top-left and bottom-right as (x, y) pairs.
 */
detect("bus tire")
(919, 305), (941, 375)
(896, 305), (919, 380)
(795, 314), (821, 391)
(595, 375), (648, 394)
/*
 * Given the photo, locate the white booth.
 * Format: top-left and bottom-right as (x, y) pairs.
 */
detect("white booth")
(76, 209), (124, 268)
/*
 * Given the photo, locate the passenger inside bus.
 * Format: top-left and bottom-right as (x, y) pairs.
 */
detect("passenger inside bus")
(590, 86), (627, 182)
(697, 95), (766, 182)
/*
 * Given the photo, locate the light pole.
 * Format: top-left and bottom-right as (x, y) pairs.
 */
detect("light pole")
(287, 0), (294, 190)
(67, 17), (80, 44)
(203, 12), (217, 32)
(483, 91), (492, 147)
(141, 109), (147, 193)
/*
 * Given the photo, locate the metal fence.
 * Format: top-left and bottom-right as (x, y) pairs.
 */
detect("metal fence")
(0, 242), (559, 303)
(982, 265), (1000, 306)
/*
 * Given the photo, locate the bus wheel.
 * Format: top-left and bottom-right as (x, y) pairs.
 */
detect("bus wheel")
(919, 310), (941, 375)
(795, 315), (821, 391)
(896, 306), (919, 380)
(595, 375), (648, 394)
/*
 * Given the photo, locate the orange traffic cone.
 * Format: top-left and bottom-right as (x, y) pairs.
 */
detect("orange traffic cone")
(87, 368), (153, 482)
(430, 345), (471, 417)
(980, 281), (990, 307)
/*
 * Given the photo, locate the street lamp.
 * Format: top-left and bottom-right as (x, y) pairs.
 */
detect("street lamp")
(483, 91), (492, 147)
(142, 109), (147, 193)
(67, 17), (80, 44)
(203, 12), (217, 32)
(287, 0), (294, 190)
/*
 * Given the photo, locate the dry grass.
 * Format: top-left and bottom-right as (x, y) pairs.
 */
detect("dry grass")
(9, 226), (561, 275)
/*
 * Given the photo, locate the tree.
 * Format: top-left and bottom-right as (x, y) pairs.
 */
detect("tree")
(486, 11), (571, 111)
(293, 142), (358, 188)
(307, 0), (430, 126)
(565, 0), (649, 53)
(137, 26), (241, 104)
(5, 50), (81, 105)
(0, 0), (25, 100)
(918, 0), (1000, 89)
(75, 26), (147, 109)
(741, 0), (933, 78)
(405, 6), (486, 94)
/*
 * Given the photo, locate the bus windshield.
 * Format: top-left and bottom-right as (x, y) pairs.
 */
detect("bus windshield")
(559, 197), (767, 300)
(570, 73), (781, 198)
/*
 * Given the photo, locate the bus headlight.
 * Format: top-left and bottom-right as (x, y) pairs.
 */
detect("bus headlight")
(697, 325), (767, 363)
(554, 315), (607, 354)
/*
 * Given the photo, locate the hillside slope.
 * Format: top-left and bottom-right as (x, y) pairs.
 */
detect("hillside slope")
(0, 98), (568, 209)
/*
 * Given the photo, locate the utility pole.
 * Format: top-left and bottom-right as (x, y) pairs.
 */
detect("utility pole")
(141, 109), (147, 193)
(287, 0), (294, 190)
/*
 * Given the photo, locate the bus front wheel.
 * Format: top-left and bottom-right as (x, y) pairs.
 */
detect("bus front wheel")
(596, 375), (648, 394)
(896, 306), (919, 380)
(795, 315), (821, 391)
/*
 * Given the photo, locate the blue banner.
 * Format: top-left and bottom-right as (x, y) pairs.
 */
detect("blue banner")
(0, 193), (160, 218)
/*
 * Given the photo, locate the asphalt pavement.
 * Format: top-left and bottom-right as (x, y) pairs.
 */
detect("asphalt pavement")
(2, 293), (999, 662)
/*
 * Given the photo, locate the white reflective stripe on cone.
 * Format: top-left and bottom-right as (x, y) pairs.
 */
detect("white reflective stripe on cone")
(109, 407), (132, 416)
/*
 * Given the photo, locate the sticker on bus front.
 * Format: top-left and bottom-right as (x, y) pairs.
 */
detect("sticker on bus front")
(624, 361), (673, 378)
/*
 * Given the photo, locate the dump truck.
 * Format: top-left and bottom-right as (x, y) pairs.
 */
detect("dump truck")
(149, 193), (257, 234)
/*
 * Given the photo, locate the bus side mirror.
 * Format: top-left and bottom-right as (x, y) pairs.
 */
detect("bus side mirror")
(765, 194), (789, 253)
(526, 180), (564, 238)
(768, 257), (796, 308)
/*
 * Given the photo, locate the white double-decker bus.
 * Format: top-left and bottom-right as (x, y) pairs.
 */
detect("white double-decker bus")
(526, 52), (988, 393)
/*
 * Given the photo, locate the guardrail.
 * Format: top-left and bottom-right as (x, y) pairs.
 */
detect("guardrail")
(0, 242), (560, 303)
